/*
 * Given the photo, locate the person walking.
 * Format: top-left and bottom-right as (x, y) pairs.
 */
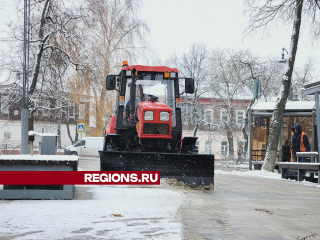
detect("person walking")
(291, 124), (310, 162)
(236, 143), (243, 164)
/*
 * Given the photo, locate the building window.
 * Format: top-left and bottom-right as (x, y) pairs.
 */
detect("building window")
(221, 109), (228, 122)
(205, 141), (212, 154)
(0, 95), (9, 115)
(205, 110), (212, 123)
(4, 132), (11, 139)
(79, 103), (85, 119)
(68, 102), (75, 118)
(236, 110), (245, 126)
(89, 116), (96, 128)
(221, 141), (228, 156)
(196, 140), (199, 151)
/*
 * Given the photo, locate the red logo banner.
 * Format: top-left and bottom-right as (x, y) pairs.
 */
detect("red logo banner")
(0, 171), (160, 185)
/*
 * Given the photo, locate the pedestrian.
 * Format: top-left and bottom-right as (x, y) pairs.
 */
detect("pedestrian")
(290, 124), (310, 162)
(282, 140), (291, 162)
(236, 143), (243, 164)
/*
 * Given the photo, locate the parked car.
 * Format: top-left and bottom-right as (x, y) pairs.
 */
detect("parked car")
(64, 137), (104, 156)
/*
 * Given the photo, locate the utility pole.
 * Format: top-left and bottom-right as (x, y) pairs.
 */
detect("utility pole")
(21, 0), (30, 154)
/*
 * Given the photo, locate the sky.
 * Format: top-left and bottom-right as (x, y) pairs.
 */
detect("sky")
(0, 0), (319, 81)
(140, 0), (320, 81)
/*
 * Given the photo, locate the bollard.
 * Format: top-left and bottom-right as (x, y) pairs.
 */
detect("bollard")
(28, 133), (35, 156)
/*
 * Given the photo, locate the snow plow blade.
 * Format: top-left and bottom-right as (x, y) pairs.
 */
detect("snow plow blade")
(99, 151), (214, 187)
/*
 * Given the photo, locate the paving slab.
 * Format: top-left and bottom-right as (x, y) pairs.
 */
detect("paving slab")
(179, 173), (320, 240)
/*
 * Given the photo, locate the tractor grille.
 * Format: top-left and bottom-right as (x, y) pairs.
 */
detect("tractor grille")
(143, 123), (169, 135)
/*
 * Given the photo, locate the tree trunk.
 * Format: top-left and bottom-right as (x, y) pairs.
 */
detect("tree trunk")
(57, 108), (62, 149)
(242, 98), (256, 159)
(28, 0), (50, 132)
(65, 106), (78, 144)
(193, 122), (199, 137)
(262, 0), (303, 172)
(224, 122), (234, 161)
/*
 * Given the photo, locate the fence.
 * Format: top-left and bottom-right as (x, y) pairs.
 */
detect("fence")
(199, 149), (249, 162)
(0, 141), (72, 155)
(0, 142), (21, 155)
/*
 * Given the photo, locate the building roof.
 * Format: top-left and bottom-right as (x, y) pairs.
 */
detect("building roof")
(122, 65), (179, 73)
(251, 101), (315, 111)
(304, 81), (320, 95)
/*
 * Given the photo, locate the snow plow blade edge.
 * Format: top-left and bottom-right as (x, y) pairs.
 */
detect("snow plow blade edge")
(99, 151), (214, 187)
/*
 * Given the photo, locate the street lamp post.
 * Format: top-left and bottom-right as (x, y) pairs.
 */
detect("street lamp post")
(278, 47), (294, 100)
(21, 0), (30, 154)
(279, 47), (288, 64)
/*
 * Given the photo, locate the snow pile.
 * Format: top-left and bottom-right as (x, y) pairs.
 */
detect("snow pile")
(215, 169), (281, 180)
(221, 162), (250, 169)
(164, 178), (214, 191)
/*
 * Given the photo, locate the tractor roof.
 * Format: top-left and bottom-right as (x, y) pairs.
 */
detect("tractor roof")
(122, 65), (179, 73)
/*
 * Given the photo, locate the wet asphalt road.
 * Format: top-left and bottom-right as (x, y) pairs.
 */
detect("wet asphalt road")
(78, 157), (320, 240)
(179, 174), (320, 240)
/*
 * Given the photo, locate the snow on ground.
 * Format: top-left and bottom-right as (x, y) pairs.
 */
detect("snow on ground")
(0, 182), (185, 239)
(1, 159), (320, 239)
(215, 169), (281, 180)
(215, 168), (320, 188)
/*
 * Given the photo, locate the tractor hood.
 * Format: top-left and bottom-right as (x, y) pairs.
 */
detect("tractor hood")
(138, 101), (172, 111)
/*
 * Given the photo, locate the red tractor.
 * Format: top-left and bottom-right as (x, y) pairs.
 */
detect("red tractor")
(99, 61), (214, 187)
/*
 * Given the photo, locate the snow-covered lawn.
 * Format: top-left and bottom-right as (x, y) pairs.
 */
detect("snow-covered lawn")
(0, 182), (184, 239)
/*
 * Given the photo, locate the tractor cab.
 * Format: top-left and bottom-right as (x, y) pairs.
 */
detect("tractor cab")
(105, 61), (195, 152)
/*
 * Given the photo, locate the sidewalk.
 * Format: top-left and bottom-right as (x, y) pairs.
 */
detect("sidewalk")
(180, 164), (320, 240)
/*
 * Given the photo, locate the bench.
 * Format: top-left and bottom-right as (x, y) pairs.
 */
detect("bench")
(296, 152), (318, 163)
(0, 155), (78, 200)
(278, 162), (320, 184)
(252, 161), (280, 171)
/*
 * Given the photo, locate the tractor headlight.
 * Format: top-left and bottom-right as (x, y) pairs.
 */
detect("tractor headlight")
(160, 111), (170, 121)
(170, 72), (176, 78)
(144, 111), (154, 121)
(126, 70), (132, 76)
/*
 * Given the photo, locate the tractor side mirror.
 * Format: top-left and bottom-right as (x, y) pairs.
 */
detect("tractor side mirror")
(106, 75), (116, 90)
(185, 78), (194, 94)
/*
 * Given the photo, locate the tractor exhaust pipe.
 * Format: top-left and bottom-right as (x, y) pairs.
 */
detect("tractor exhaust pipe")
(129, 69), (136, 121)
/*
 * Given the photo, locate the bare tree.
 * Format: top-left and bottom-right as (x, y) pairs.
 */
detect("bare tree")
(292, 57), (315, 100)
(167, 42), (208, 136)
(244, 0), (320, 171)
(66, 0), (149, 137)
(206, 49), (251, 160)
(0, 0), (88, 136)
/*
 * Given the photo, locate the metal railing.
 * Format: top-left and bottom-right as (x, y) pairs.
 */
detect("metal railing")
(0, 140), (74, 155)
(0, 142), (22, 155)
(199, 149), (249, 162)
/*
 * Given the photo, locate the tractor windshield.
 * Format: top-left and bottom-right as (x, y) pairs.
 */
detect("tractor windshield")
(124, 74), (176, 127)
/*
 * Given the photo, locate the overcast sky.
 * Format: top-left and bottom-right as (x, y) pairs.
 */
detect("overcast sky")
(0, 0), (319, 81)
(140, 0), (320, 80)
